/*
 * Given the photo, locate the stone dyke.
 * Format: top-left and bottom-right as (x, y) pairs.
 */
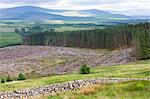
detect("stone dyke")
(0, 78), (149, 99)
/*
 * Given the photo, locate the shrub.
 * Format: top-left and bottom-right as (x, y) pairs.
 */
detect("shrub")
(6, 75), (13, 82)
(17, 73), (26, 80)
(135, 83), (144, 90)
(1, 78), (5, 83)
(79, 64), (90, 74)
(125, 82), (145, 91)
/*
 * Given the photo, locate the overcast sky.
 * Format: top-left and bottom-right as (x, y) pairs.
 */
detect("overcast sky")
(0, 0), (150, 15)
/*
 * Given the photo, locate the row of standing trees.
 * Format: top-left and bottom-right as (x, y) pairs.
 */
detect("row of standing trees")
(16, 22), (150, 59)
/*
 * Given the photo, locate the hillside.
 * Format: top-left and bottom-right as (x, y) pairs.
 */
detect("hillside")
(0, 57), (149, 98)
(0, 6), (147, 23)
(0, 24), (149, 98)
(0, 45), (149, 98)
(0, 45), (135, 78)
(0, 0), (150, 98)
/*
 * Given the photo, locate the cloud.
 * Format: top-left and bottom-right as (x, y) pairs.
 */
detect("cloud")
(0, 0), (55, 4)
(0, 3), (18, 8)
(0, 0), (142, 5)
(0, 0), (150, 15)
(73, 0), (123, 5)
(98, 0), (150, 15)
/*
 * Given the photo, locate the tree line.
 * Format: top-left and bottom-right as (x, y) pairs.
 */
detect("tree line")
(15, 22), (150, 59)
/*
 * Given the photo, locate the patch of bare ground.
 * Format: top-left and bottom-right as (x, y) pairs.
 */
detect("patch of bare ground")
(0, 45), (135, 78)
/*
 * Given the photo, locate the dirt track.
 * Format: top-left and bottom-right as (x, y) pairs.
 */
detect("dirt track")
(0, 45), (135, 78)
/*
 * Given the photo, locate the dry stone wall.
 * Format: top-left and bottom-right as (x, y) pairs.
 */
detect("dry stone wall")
(0, 78), (149, 99)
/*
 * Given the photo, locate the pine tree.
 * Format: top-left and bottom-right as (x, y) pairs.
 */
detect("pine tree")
(6, 75), (13, 82)
(1, 78), (5, 83)
(17, 73), (26, 80)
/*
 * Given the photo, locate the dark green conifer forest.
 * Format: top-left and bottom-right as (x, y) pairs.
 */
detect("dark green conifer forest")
(16, 22), (150, 59)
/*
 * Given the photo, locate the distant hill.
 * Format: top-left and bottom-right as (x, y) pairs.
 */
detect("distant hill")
(0, 6), (149, 23)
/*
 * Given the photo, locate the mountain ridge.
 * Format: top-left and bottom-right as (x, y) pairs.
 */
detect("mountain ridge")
(0, 6), (149, 22)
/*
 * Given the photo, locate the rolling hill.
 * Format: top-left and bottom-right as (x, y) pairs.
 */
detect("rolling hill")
(0, 6), (149, 24)
(0, 6), (133, 22)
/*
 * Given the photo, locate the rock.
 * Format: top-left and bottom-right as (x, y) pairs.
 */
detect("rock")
(0, 78), (149, 98)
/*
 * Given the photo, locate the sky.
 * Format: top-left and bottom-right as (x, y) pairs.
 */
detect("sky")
(0, 0), (150, 15)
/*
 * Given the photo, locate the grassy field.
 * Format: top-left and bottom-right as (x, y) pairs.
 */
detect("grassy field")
(55, 26), (93, 32)
(0, 26), (88, 47)
(0, 23), (102, 47)
(0, 60), (149, 91)
(0, 32), (21, 47)
(47, 80), (150, 99)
